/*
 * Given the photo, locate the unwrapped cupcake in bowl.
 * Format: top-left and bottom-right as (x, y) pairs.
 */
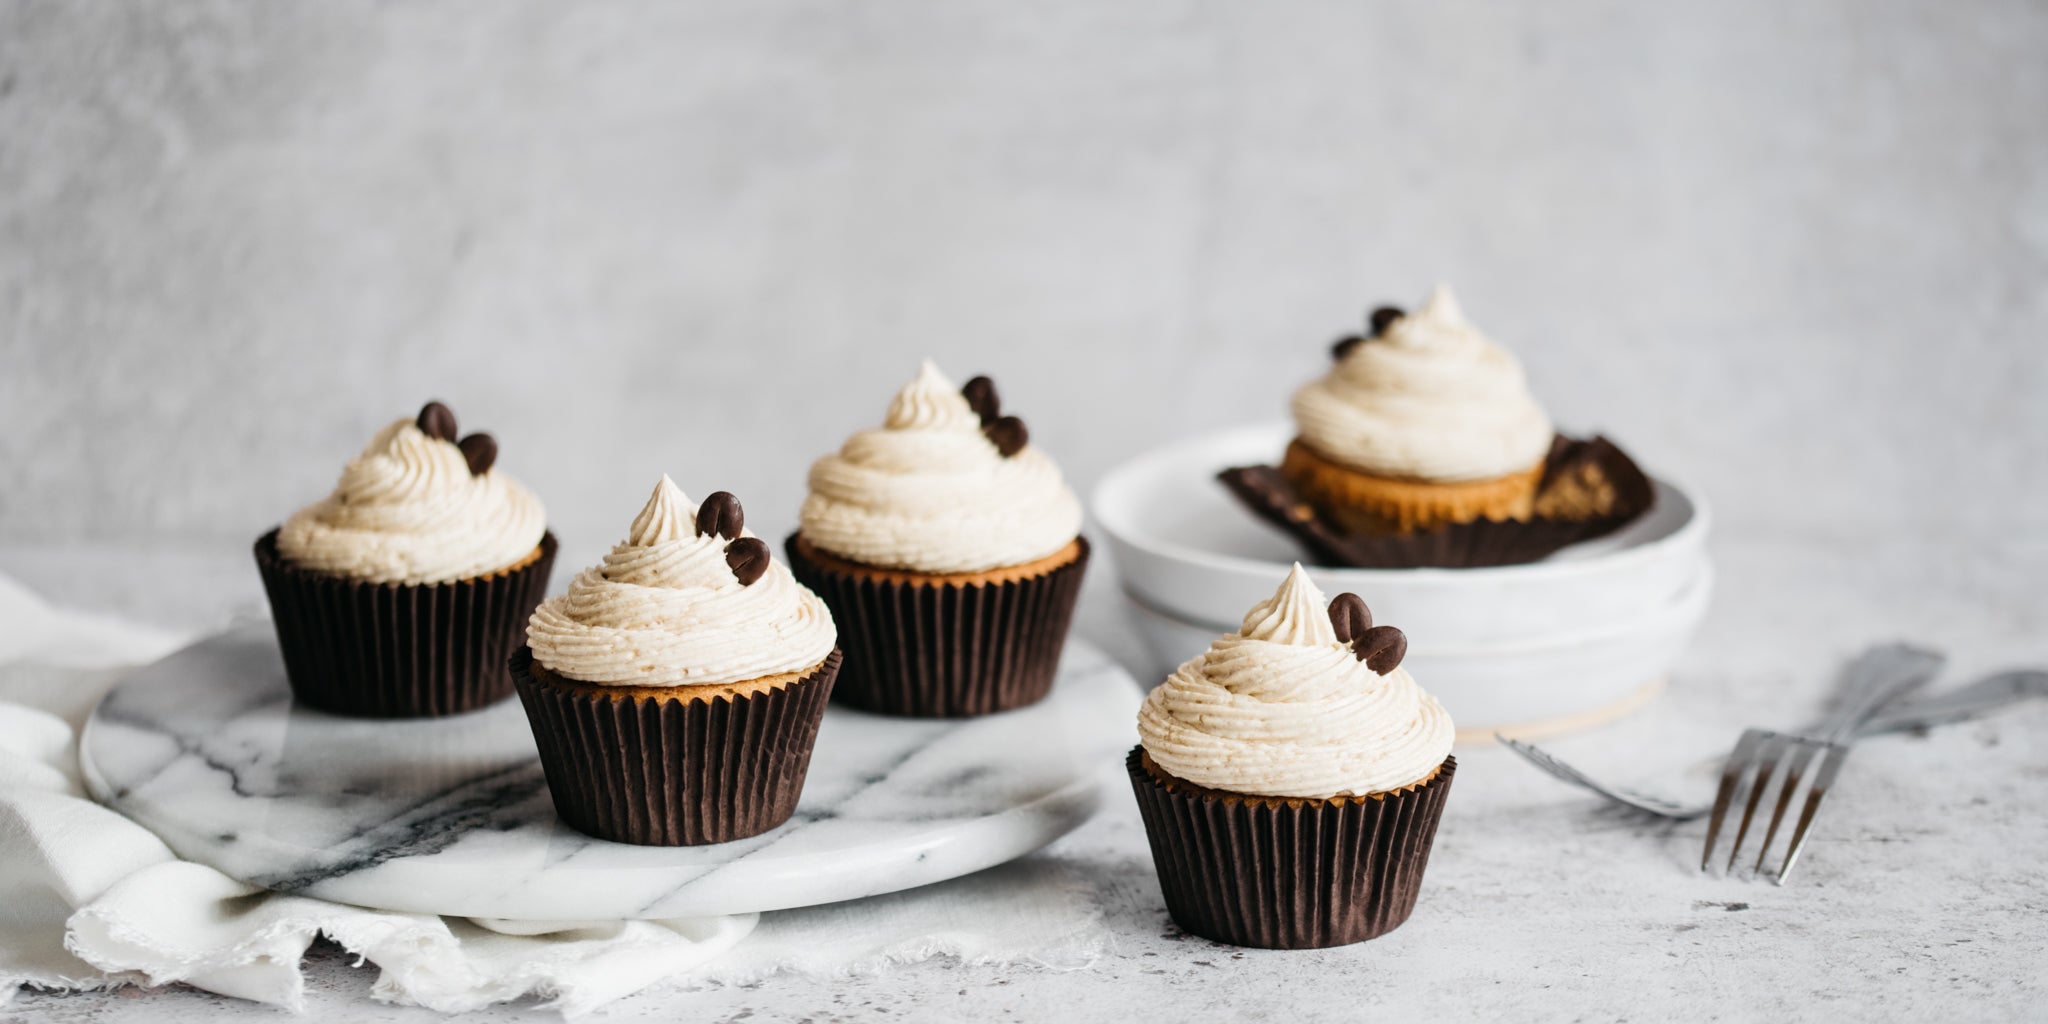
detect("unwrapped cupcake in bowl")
(1098, 286), (1709, 737)
(1223, 285), (1654, 569)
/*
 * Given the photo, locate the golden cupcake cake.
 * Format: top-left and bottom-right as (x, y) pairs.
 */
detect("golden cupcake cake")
(785, 361), (1089, 717)
(254, 400), (556, 718)
(1286, 285), (1555, 535)
(514, 476), (840, 846)
(1129, 564), (1456, 949)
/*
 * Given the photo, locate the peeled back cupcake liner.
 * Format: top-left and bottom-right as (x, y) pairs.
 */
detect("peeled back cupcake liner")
(1127, 747), (1456, 949)
(1221, 435), (1656, 568)
(784, 533), (1090, 718)
(254, 529), (558, 718)
(511, 646), (841, 846)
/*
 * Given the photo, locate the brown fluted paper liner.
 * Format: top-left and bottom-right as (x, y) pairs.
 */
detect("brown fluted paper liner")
(254, 530), (557, 718)
(783, 534), (1090, 718)
(1127, 747), (1456, 949)
(511, 647), (841, 846)
(1220, 435), (1655, 569)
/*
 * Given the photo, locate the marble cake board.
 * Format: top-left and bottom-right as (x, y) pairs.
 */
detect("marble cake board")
(80, 625), (1141, 922)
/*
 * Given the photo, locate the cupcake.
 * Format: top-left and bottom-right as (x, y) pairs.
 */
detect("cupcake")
(254, 401), (556, 718)
(1129, 564), (1456, 949)
(1285, 285), (1554, 535)
(514, 477), (840, 846)
(785, 361), (1089, 718)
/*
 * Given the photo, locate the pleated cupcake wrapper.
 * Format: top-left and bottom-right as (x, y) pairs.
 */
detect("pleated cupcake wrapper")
(1127, 748), (1456, 949)
(783, 534), (1090, 718)
(1219, 435), (1656, 568)
(253, 530), (558, 719)
(511, 647), (841, 846)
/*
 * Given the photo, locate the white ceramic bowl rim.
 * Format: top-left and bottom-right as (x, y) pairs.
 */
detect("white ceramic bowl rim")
(1092, 422), (1713, 587)
(1122, 559), (1714, 658)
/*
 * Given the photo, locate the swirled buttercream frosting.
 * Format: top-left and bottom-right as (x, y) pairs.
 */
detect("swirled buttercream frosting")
(527, 476), (837, 687)
(1292, 285), (1554, 482)
(275, 415), (546, 586)
(1137, 564), (1454, 799)
(798, 361), (1083, 574)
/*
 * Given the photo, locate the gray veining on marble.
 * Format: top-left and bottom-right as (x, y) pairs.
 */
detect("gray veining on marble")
(79, 625), (1140, 921)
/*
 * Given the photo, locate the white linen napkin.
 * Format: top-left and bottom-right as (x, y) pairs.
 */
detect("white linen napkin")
(0, 573), (1105, 1015)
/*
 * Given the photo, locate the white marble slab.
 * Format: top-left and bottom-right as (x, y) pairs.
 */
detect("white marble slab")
(79, 625), (1141, 921)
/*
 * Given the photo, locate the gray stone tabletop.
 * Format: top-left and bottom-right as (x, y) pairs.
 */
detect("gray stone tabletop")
(5, 534), (2044, 1022)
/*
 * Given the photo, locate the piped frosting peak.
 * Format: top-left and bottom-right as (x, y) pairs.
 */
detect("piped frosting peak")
(527, 479), (836, 687)
(799, 361), (1083, 574)
(1137, 565), (1453, 799)
(275, 402), (546, 585)
(628, 475), (694, 547)
(1239, 564), (1339, 646)
(884, 361), (980, 432)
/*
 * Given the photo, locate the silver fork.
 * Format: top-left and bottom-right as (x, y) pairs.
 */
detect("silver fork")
(1501, 666), (2048, 822)
(1859, 669), (2048, 734)
(1699, 644), (1942, 883)
(1499, 736), (1712, 819)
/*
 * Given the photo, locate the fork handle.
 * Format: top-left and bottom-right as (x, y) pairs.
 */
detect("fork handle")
(1811, 644), (1944, 741)
(1857, 670), (2048, 736)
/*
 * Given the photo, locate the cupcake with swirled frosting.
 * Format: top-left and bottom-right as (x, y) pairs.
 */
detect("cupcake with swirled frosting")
(1127, 564), (1457, 949)
(1284, 284), (1555, 535)
(785, 361), (1089, 717)
(254, 401), (556, 718)
(512, 476), (841, 846)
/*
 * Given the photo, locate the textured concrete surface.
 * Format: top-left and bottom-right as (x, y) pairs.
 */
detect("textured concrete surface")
(4, 0), (2047, 554)
(4, 534), (2047, 1022)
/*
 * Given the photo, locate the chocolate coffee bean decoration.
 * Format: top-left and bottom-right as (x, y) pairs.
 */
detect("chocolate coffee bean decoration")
(417, 401), (459, 442)
(1330, 335), (1365, 361)
(1355, 625), (1408, 673)
(1369, 306), (1405, 337)
(984, 415), (1029, 457)
(1327, 592), (1372, 644)
(962, 375), (1001, 426)
(695, 491), (745, 540)
(456, 433), (497, 476)
(725, 537), (771, 586)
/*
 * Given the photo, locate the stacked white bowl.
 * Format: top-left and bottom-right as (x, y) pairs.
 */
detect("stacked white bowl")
(1093, 424), (1711, 741)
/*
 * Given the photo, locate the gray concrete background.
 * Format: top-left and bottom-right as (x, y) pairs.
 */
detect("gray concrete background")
(5, 0), (2046, 554)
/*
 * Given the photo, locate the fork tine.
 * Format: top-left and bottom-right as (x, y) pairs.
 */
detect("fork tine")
(1751, 737), (1824, 877)
(1701, 729), (1767, 871)
(1776, 743), (1851, 885)
(1724, 735), (1789, 874)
